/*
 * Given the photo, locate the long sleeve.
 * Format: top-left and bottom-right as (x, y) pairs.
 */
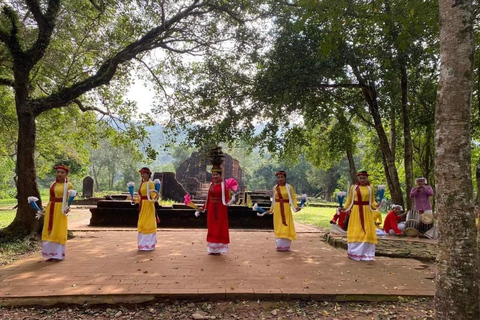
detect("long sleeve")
(425, 186), (434, 196)
(148, 181), (157, 200)
(331, 212), (340, 223)
(290, 185), (298, 208)
(68, 182), (74, 190)
(343, 185), (354, 210)
(384, 212), (402, 234)
(410, 187), (418, 198)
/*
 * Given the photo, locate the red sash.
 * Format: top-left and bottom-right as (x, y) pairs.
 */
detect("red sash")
(354, 185), (370, 234)
(275, 185), (288, 226)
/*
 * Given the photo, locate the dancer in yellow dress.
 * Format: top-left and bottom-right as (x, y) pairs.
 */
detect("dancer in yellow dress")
(342, 171), (378, 261)
(268, 171), (301, 251)
(41, 164), (73, 261)
(136, 167), (159, 251)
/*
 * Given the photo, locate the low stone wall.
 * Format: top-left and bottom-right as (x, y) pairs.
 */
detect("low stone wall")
(90, 200), (273, 229)
(73, 197), (104, 205)
(324, 233), (437, 261)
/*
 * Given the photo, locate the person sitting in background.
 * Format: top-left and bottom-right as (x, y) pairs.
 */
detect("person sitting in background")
(330, 207), (349, 234)
(372, 210), (382, 229)
(372, 209), (387, 236)
(383, 205), (405, 236)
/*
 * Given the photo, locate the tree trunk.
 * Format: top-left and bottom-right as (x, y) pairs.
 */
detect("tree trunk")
(389, 102), (396, 157)
(400, 61), (414, 210)
(92, 164), (100, 192)
(435, 0), (479, 318)
(424, 125), (433, 182)
(361, 86), (404, 207)
(346, 149), (357, 184)
(1, 109), (41, 238)
(110, 172), (114, 190)
(424, 125), (435, 210)
(476, 158), (480, 211)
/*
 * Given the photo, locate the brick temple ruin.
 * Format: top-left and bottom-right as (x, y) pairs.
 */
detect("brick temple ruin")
(88, 150), (273, 229)
(176, 151), (246, 200)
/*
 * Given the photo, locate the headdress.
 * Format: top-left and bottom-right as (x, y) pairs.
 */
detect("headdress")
(275, 170), (287, 177)
(54, 164), (70, 174)
(416, 177), (427, 184)
(391, 204), (403, 211)
(209, 146), (224, 173)
(139, 167), (152, 175)
(356, 170), (369, 177)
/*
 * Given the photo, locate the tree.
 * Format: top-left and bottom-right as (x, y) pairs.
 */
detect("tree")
(168, 144), (194, 170)
(162, 0), (440, 209)
(88, 139), (142, 191)
(434, 0), (479, 318)
(0, 0), (270, 238)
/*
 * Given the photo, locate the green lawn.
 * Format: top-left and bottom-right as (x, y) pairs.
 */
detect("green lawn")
(293, 206), (336, 229)
(0, 210), (15, 229)
(293, 206), (389, 230)
(0, 199), (17, 208)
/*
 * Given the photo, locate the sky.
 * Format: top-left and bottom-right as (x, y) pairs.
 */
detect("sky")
(126, 77), (156, 115)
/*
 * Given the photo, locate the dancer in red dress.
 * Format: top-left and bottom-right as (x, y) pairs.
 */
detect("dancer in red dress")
(199, 147), (236, 255)
(205, 171), (230, 254)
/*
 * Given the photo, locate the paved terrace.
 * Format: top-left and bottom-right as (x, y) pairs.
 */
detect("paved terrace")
(0, 228), (434, 306)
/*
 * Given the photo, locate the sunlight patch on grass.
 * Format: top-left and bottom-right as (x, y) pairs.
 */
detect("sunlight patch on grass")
(293, 206), (336, 229)
(0, 210), (16, 229)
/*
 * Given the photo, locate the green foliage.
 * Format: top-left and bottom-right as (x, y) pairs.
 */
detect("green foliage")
(167, 144), (195, 170)
(88, 139), (143, 192)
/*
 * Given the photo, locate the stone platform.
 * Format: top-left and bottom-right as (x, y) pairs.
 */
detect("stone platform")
(324, 232), (437, 261)
(90, 201), (273, 229)
(0, 230), (434, 306)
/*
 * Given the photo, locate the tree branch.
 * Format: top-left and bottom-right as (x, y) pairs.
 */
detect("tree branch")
(160, 0), (166, 25)
(0, 6), (23, 57)
(0, 77), (14, 87)
(134, 57), (170, 99)
(30, 1), (207, 115)
(72, 99), (110, 116)
(24, 0), (61, 68)
(24, 0), (47, 30)
(88, 0), (105, 12)
(317, 83), (367, 89)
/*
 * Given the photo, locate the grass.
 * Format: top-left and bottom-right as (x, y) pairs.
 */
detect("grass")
(160, 199), (176, 207)
(294, 206), (389, 230)
(293, 206), (336, 229)
(0, 210), (15, 228)
(0, 199), (17, 208)
(0, 237), (40, 266)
